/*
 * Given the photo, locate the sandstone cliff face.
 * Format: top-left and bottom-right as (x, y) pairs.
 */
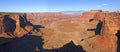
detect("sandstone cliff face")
(85, 11), (120, 52)
(80, 10), (102, 22)
(0, 15), (5, 34)
(0, 14), (33, 38)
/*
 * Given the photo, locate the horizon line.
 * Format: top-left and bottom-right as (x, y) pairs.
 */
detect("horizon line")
(0, 9), (118, 13)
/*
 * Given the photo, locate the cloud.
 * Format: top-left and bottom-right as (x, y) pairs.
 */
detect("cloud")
(97, 3), (110, 7)
(103, 4), (109, 6)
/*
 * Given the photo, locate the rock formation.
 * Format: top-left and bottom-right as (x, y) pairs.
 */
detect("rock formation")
(0, 15), (5, 34)
(0, 13), (34, 38)
(90, 12), (120, 52)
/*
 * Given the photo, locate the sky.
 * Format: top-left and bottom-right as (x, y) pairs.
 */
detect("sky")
(0, 0), (120, 12)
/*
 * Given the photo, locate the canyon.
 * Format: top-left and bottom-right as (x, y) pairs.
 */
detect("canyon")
(0, 10), (120, 52)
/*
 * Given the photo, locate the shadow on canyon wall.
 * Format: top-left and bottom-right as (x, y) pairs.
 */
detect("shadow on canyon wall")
(88, 20), (103, 35)
(116, 30), (120, 52)
(0, 38), (86, 52)
(0, 13), (45, 52)
(0, 35), (44, 52)
(19, 13), (44, 32)
(3, 15), (16, 32)
(45, 41), (86, 52)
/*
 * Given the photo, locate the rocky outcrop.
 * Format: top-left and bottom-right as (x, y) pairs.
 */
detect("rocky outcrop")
(80, 10), (102, 22)
(0, 15), (5, 34)
(86, 11), (120, 52)
(0, 14), (33, 38)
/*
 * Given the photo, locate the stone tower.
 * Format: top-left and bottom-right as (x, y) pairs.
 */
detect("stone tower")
(0, 15), (5, 34)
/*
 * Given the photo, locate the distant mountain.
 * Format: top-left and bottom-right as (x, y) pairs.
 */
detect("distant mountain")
(61, 10), (85, 15)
